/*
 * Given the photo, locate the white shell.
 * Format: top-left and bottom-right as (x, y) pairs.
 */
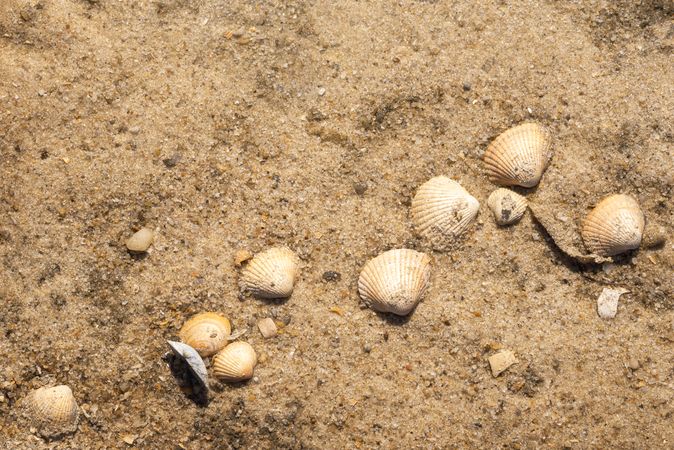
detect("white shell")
(125, 227), (154, 252)
(179, 312), (231, 357)
(239, 247), (299, 298)
(212, 342), (257, 382)
(167, 340), (209, 389)
(358, 249), (431, 316)
(483, 122), (553, 187)
(25, 385), (79, 438)
(581, 194), (645, 257)
(487, 188), (528, 225)
(411, 176), (480, 250)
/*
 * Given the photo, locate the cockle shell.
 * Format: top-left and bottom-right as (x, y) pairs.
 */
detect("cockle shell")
(239, 247), (299, 298)
(411, 176), (480, 250)
(25, 385), (79, 438)
(358, 249), (431, 316)
(487, 188), (528, 225)
(581, 194), (645, 257)
(179, 312), (231, 357)
(166, 340), (209, 389)
(483, 122), (553, 187)
(212, 342), (257, 382)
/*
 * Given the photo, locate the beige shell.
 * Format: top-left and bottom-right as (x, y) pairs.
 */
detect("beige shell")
(125, 227), (154, 252)
(179, 312), (232, 357)
(239, 247), (299, 298)
(483, 122), (553, 187)
(581, 194), (645, 257)
(358, 249), (432, 316)
(25, 385), (79, 437)
(411, 176), (480, 250)
(212, 342), (257, 382)
(487, 188), (528, 225)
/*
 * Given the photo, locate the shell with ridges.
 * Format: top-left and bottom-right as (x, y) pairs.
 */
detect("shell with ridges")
(411, 176), (480, 251)
(483, 122), (552, 187)
(212, 342), (257, 382)
(179, 312), (231, 357)
(487, 188), (528, 225)
(581, 194), (645, 257)
(358, 249), (432, 316)
(25, 385), (79, 437)
(239, 247), (299, 298)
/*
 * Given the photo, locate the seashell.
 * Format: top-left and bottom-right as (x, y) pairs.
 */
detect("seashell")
(212, 342), (257, 382)
(483, 122), (553, 187)
(166, 340), (209, 389)
(358, 249), (431, 316)
(487, 188), (528, 225)
(126, 227), (154, 252)
(581, 194), (645, 257)
(179, 312), (231, 357)
(25, 385), (79, 438)
(239, 247), (299, 298)
(411, 176), (480, 250)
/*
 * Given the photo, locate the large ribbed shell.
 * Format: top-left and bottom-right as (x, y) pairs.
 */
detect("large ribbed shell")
(25, 385), (79, 437)
(581, 194), (645, 257)
(411, 176), (480, 251)
(487, 188), (528, 225)
(483, 122), (552, 187)
(212, 342), (257, 382)
(239, 247), (299, 298)
(358, 249), (432, 316)
(179, 312), (231, 357)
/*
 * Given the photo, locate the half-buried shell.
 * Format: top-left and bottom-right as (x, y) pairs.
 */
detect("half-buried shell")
(581, 194), (645, 257)
(213, 342), (257, 382)
(487, 188), (528, 225)
(179, 312), (231, 357)
(239, 247), (299, 298)
(24, 385), (79, 438)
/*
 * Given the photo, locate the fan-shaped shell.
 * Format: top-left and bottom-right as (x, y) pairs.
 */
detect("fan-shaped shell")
(212, 342), (257, 382)
(487, 188), (528, 225)
(483, 122), (553, 187)
(358, 249), (432, 316)
(239, 247), (299, 298)
(581, 194), (645, 257)
(411, 176), (480, 250)
(179, 312), (231, 357)
(25, 385), (79, 437)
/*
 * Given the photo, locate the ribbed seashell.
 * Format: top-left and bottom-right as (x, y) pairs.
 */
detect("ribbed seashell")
(25, 385), (79, 437)
(179, 312), (231, 357)
(581, 194), (645, 257)
(411, 176), (480, 250)
(487, 188), (528, 225)
(166, 340), (209, 389)
(239, 247), (299, 298)
(212, 342), (257, 382)
(483, 122), (553, 187)
(358, 249), (431, 316)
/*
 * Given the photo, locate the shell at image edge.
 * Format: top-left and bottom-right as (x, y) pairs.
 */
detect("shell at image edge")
(239, 247), (299, 298)
(581, 194), (645, 257)
(25, 385), (79, 437)
(212, 341), (258, 382)
(487, 188), (528, 225)
(178, 312), (231, 357)
(358, 249), (432, 316)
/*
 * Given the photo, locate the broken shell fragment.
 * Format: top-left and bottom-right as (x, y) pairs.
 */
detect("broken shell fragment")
(358, 249), (432, 316)
(166, 340), (209, 389)
(596, 287), (629, 319)
(483, 122), (553, 187)
(257, 318), (278, 339)
(239, 247), (299, 298)
(213, 341), (257, 382)
(488, 350), (518, 377)
(24, 385), (79, 438)
(126, 227), (154, 252)
(179, 312), (232, 357)
(411, 176), (480, 250)
(581, 194), (645, 257)
(487, 188), (527, 225)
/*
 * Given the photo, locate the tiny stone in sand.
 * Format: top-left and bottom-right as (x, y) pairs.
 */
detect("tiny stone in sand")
(126, 227), (154, 252)
(596, 287), (629, 319)
(257, 318), (278, 339)
(488, 350), (517, 377)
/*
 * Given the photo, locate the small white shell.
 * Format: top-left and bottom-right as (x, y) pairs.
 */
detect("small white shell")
(411, 176), (480, 250)
(487, 188), (528, 225)
(239, 247), (299, 298)
(178, 312), (231, 357)
(212, 342), (257, 382)
(483, 122), (553, 187)
(358, 249), (431, 316)
(25, 385), (79, 438)
(581, 194), (645, 257)
(167, 340), (209, 389)
(125, 227), (154, 252)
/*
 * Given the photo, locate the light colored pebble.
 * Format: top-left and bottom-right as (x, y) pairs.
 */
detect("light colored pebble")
(257, 318), (278, 339)
(627, 357), (640, 370)
(596, 287), (629, 319)
(125, 227), (154, 252)
(488, 350), (517, 377)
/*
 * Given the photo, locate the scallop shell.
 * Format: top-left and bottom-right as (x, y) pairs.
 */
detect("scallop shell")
(25, 385), (79, 437)
(483, 122), (553, 187)
(411, 176), (480, 250)
(358, 249), (431, 316)
(239, 247), (299, 298)
(212, 342), (257, 382)
(166, 340), (209, 389)
(179, 312), (231, 357)
(581, 194), (645, 257)
(487, 188), (528, 225)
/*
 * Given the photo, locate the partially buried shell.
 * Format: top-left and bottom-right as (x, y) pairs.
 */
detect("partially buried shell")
(239, 247), (299, 298)
(179, 312), (231, 357)
(166, 340), (209, 390)
(358, 249), (431, 316)
(411, 176), (480, 250)
(25, 385), (79, 438)
(483, 122), (552, 187)
(581, 194), (645, 257)
(212, 342), (257, 382)
(487, 188), (528, 225)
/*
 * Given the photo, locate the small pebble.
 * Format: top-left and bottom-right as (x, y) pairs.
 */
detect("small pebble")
(488, 350), (517, 377)
(257, 318), (277, 339)
(363, 344), (372, 353)
(322, 271), (341, 282)
(596, 287), (629, 319)
(126, 228), (154, 252)
(317, 87), (326, 96)
(462, 82), (471, 91)
(627, 357), (640, 370)
(353, 182), (368, 196)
